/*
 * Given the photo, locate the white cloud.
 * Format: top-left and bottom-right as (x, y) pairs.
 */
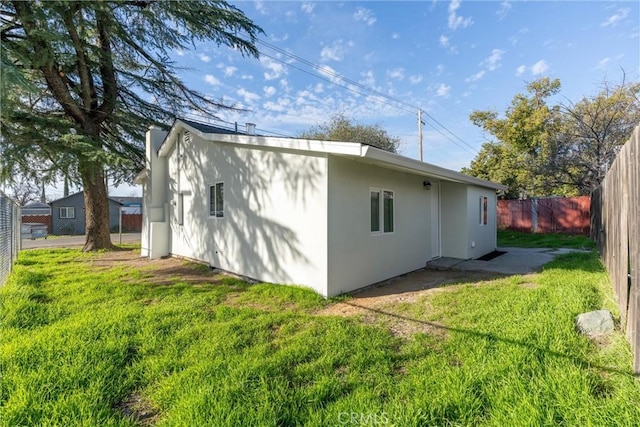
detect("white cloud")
(175, 49), (185, 57)
(198, 53), (211, 63)
(436, 64), (445, 75)
(481, 49), (505, 71)
(354, 7), (376, 26)
(515, 65), (526, 76)
(531, 59), (549, 75)
(465, 70), (485, 82)
(387, 68), (405, 80)
(301, 2), (315, 14)
(409, 75), (423, 84)
(497, 1), (511, 20)
(263, 86), (277, 97)
(436, 83), (451, 97)
(317, 65), (342, 85)
(261, 57), (286, 80)
(314, 83), (324, 93)
(320, 40), (347, 62)
(240, 74), (254, 80)
(263, 99), (288, 113)
(601, 8), (629, 27)
(237, 88), (260, 103)
(204, 75), (220, 86)
(255, 1), (268, 15)
(439, 35), (450, 48)
(448, 0), (473, 30)
(391, 32), (400, 40)
(595, 55), (624, 70)
(360, 70), (375, 86)
(222, 66), (237, 77)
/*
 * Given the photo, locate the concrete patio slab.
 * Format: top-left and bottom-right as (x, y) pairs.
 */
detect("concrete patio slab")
(427, 247), (591, 275)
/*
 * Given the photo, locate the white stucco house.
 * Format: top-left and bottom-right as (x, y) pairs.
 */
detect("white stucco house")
(134, 119), (507, 297)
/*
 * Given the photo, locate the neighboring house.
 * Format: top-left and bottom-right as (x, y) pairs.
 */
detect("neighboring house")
(135, 119), (508, 297)
(21, 201), (52, 233)
(50, 192), (142, 235)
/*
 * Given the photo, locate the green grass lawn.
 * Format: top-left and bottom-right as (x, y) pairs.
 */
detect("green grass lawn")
(498, 230), (596, 249)
(1, 248), (639, 426)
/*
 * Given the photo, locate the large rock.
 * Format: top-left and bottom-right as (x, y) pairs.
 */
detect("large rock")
(575, 310), (614, 336)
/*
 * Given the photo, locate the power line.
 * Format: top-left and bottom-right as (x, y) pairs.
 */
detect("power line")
(253, 37), (479, 156)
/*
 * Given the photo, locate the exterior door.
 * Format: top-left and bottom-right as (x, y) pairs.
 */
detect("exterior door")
(430, 181), (441, 259)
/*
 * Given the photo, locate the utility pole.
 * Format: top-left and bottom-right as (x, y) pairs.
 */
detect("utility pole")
(418, 109), (425, 162)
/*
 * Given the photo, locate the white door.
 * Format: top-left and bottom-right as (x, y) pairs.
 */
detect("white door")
(430, 182), (441, 259)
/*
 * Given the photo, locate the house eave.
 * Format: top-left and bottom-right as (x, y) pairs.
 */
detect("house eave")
(359, 146), (509, 191)
(156, 119), (507, 191)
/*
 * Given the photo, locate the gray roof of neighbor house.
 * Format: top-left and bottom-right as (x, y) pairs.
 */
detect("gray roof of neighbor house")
(108, 196), (142, 207)
(50, 191), (141, 207)
(21, 201), (51, 216)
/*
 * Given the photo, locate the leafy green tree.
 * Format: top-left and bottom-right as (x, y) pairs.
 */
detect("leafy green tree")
(1, 0), (262, 250)
(465, 77), (640, 198)
(299, 113), (401, 153)
(465, 78), (562, 198)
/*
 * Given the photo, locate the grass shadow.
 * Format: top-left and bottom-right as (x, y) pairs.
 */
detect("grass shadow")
(342, 301), (637, 378)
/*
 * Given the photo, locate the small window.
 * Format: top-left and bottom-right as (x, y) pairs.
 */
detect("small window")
(383, 190), (394, 233)
(209, 182), (224, 218)
(371, 188), (394, 234)
(479, 196), (488, 225)
(370, 190), (380, 232)
(59, 207), (75, 219)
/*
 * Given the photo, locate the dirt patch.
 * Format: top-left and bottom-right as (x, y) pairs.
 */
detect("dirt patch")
(118, 393), (160, 426)
(89, 249), (229, 285)
(317, 268), (502, 338)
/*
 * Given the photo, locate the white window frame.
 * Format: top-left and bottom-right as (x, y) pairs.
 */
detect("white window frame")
(479, 196), (488, 226)
(59, 206), (75, 219)
(370, 188), (395, 235)
(208, 182), (224, 218)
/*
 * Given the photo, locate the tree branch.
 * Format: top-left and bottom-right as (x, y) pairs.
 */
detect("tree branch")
(61, 6), (95, 113)
(12, 0), (90, 128)
(94, 5), (117, 124)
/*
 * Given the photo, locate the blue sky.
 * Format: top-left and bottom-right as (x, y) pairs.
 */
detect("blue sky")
(88, 1), (640, 197)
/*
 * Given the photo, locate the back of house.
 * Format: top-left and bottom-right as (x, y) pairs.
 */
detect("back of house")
(135, 119), (506, 297)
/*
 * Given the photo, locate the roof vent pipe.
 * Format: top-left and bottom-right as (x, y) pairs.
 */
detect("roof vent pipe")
(246, 123), (256, 135)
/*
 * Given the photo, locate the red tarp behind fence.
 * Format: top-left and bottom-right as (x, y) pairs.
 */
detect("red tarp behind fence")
(498, 196), (590, 235)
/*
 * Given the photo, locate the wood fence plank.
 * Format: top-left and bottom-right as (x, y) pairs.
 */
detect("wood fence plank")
(592, 123), (640, 375)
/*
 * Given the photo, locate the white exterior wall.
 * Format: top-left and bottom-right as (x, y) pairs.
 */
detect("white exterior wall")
(166, 134), (330, 296)
(326, 157), (432, 296)
(440, 181), (469, 259)
(141, 127), (169, 258)
(467, 186), (498, 258)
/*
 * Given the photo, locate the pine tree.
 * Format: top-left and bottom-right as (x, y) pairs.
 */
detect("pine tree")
(1, 0), (262, 250)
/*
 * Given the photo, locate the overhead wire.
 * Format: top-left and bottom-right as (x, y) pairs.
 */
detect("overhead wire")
(252, 36), (479, 155)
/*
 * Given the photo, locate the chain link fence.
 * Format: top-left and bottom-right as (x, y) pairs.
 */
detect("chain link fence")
(0, 191), (21, 287)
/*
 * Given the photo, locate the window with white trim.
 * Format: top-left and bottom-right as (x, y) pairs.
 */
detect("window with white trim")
(209, 182), (224, 218)
(59, 207), (75, 219)
(479, 196), (488, 225)
(370, 188), (394, 234)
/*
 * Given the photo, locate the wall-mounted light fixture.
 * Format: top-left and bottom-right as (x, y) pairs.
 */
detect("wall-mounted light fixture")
(423, 181), (432, 191)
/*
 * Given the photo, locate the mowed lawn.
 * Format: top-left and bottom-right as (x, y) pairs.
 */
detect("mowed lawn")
(1, 245), (639, 426)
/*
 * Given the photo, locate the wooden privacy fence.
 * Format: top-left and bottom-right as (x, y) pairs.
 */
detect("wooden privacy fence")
(498, 196), (590, 234)
(121, 213), (142, 232)
(591, 124), (640, 374)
